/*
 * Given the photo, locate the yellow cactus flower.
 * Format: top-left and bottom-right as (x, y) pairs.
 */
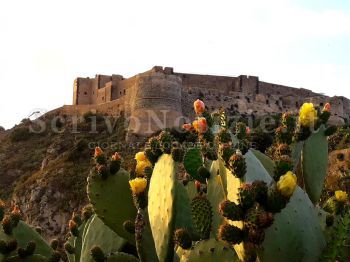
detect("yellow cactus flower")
(129, 178), (148, 195)
(335, 190), (348, 202)
(298, 103), (318, 127)
(135, 151), (147, 162)
(136, 159), (152, 176)
(277, 171), (297, 197)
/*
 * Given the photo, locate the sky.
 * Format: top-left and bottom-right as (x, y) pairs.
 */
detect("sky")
(0, 0), (349, 129)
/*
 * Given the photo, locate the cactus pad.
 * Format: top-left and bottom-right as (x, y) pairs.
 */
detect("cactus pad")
(148, 154), (177, 261)
(87, 168), (137, 244)
(179, 238), (239, 262)
(184, 148), (205, 183)
(81, 215), (127, 262)
(301, 125), (328, 203)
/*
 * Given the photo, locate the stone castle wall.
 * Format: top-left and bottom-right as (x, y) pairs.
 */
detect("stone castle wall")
(65, 66), (350, 137)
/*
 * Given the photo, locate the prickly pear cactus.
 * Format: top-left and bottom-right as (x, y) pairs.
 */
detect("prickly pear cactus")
(0, 221), (53, 258)
(178, 238), (239, 262)
(301, 125), (328, 203)
(249, 151), (326, 262)
(80, 215), (127, 262)
(87, 168), (137, 244)
(148, 154), (177, 261)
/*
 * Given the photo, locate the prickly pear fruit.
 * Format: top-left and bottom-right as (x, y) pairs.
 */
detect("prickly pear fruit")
(219, 200), (244, 221)
(218, 223), (244, 245)
(174, 228), (192, 250)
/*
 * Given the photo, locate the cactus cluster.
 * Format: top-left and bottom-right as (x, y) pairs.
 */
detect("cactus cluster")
(3, 100), (349, 262)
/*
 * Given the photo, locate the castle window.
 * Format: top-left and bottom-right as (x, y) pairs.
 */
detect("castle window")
(124, 90), (126, 95)
(120, 91), (122, 95)
(84, 91), (87, 95)
(102, 97), (104, 101)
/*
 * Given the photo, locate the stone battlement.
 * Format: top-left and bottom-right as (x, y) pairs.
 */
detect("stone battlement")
(69, 66), (350, 136)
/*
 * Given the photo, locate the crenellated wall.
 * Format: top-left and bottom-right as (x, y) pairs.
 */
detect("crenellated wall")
(68, 66), (350, 137)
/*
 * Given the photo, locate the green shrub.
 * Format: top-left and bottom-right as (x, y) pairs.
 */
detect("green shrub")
(10, 127), (31, 142)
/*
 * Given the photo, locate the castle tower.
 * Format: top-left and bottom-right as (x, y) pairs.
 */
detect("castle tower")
(126, 67), (183, 139)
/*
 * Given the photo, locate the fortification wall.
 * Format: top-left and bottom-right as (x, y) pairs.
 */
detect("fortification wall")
(70, 67), (350, 134)
(127, 71), (183, 137)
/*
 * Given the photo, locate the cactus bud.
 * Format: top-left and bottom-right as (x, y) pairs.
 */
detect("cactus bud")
(64, 242), (75, 254)
(2, 215), (13, 235)
(68, 219), (79, 237)
(50, 251), (62, 262)
(90, 245), (105, 262)
(82, 204), (94, 221)
(94, 147), (106, 165)
(235, 122), (247, 140)
(123, 220), (135, 234)
(197, 166), (211, 180)
(251, 180), (268, 205)
(195, 180), (201, 193)
(96, 164), (108, 180)
(273, 156), (293, 182)
(220, 144), (236, 164)
(71, 212), (82, 226)
(194, 99), (205, 115)
(219, 200), (244, 221)
(238, 183), (256, 210)
(10, 205), (21, 227)
(50, 239), (59, 250)
(18, 247), (27, 258)
(218, 223), (243, 245)
(229, 153), (246, 178)
(174, 228), (192, 249)
(111, 152), (121, 161)
(217, 129), (231, 144)
(182, 123), (193, 131)
(266, 185), (288, 213)
(158, 131), (174, 154)
(245, 226), (265, 245)
(171, 147), (185, 163)
(245, 205), (274, 229)
(25, 241), (36, 256)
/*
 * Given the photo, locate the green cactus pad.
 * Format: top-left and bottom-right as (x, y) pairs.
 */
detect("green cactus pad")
(135, 209), (158, 262)
(71, 216), (92, 262)
(301, 125), (328, 203)
(250, 149), (275, 177)
(106, 252), (139, 261)
(0, 221), (53, 258)
(249, 152), (326, 262)
(259, 188), (326, 262)
(179, 238), (239, 262)
(207, 160), (227, 237)
(174, 181), (195, 235)
(190, 196), (213, 240)
(184, 148), (205, 183)
(87, 168), (137, 244)
(80, 215), (127, 262)
(148, 154), (177, 261)
(5, 254), (48, 262)
(65, 236), (75, 262)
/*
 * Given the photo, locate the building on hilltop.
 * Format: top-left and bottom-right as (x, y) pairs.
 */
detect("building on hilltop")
(65, 66), (350, 139)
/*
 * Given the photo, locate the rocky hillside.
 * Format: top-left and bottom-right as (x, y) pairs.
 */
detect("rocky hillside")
(0, 113), (134, 241)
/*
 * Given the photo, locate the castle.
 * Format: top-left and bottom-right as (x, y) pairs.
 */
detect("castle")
(61, 66), (350, 138)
